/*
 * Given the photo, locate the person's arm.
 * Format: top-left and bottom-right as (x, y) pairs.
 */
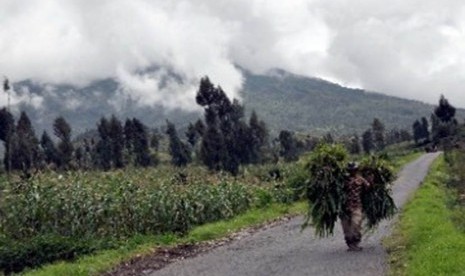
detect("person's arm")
(362, 175), (372, 188)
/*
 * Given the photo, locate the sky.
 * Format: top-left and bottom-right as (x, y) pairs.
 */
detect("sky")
(0, 0), (464, 109)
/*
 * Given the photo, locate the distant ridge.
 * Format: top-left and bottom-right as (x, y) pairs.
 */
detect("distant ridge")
(241, 69), (461, 134)
(7, 69), (464, 136)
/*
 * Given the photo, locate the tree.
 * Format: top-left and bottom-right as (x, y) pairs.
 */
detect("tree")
(124, 118), (135, 152)
(131, 118), (152, 167)
(362, 129), (374, 154)
(41, 131), (60, 167)
(0, 108), (15, 171)
(185, 122), (200, 147)
(371, 118), (385, 151)
(199, 115), (226, 171)
(434, 94), (456, 123)
(278, 130), (299, 162)
(412, 120), (422, 144)
(95, 117), (112, 170)
(109, 115), (124, 168)
(11, 111), (40, 174)
(420, 117), (430, 141)
(432, 95), (457, 143)
(166, 121), (191, 167)
(195, 77), (268, 174)
(53, 116), (74, 169)
(248, 110), (268, 163)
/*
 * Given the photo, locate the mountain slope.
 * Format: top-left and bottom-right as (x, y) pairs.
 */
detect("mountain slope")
(9, 69), (463, 137)
(242, 69), (451, 134)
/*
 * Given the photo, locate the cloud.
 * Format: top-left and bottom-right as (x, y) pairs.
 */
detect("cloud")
(0, 0), (464, 109)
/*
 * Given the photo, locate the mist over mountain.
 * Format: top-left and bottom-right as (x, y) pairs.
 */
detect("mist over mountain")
(7, 69), (463, 138)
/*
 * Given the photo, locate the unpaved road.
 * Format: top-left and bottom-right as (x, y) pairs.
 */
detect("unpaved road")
(150, 152), (441, 276)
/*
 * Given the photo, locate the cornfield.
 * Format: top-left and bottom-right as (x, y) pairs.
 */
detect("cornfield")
(0, 165), (296, 240)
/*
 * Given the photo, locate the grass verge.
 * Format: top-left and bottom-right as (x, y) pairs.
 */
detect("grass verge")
(385, 156), (465, 275)
(23, 202), (307, 276)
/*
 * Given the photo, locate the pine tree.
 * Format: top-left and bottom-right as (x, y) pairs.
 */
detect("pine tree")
(434, 95), (456, 123)
(248, 110), (268, 163)
(166, 121), (191, 167)
(278, 130), (299, 162)
(12, 111), (40, 173)
(95, 117), (112, 170)
(186, 122), (199, 147)
(412, 120), (422, 144)
(0, 108), (15, 171)
(53, 116), (74, 169)
(432, 95), (457, 143)
(40, 131), (60, 167)
(200, 115), (226, 171)
(362, 129), (374, 154)
(372, 118), (385, 151)
(124, 118), (135, 152)
(194, 119), (205, 137)
(109, 115), (124, 168)
(131, 118), (152, 167)
(420, 117), (430, 141)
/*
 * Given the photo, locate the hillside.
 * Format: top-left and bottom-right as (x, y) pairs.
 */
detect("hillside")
(8, 69), (463, 137)
(242, 69), (457, 134)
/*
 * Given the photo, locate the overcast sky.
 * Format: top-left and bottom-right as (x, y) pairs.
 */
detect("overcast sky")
(1, 0), (464, 109)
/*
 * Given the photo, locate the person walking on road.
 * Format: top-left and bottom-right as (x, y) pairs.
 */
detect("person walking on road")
(341, 162), (371, 251)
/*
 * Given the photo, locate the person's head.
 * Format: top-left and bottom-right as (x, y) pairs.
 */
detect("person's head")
(347, 162), (359, 176)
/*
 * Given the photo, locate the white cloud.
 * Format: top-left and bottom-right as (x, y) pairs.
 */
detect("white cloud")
(0, 0), (465, 109)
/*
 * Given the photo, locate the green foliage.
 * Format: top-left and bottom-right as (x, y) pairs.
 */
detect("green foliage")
(196, 77), (269, 175)
(166, 120), (191, 167)
(278, 130), (300, 161)
(303, 143), (348, 237)
(302, 143), (396, 236)
(386, 157), (465, 276)
(0, 235), (117, 275)
(53, 116), (74, 169)
(362, 129), (374, 154)
(359, 155), (396, 228)
(0, 163), (300, 273)
(371, 118), (386, 151)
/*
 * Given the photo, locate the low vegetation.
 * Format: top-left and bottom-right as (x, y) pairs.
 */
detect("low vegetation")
(0, 163), (300, 274)
(386, 153), (465, 275)
(23, 202), (307, 276)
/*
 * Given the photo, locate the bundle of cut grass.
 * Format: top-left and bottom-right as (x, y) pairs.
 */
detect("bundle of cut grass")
(303, 143), (348, 237)
(303, 144), (396, 237)
(359, 156), (397, 228)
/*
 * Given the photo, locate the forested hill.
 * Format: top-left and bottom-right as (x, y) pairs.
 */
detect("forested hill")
(10, 69), (463, 136)
(242, 69), (455, 134)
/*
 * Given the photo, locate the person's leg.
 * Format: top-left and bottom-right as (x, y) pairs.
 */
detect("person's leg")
(351, 208), (363, 250)
(341, 214), (357, 250)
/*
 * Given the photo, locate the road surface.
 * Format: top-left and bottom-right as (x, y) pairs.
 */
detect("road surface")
(150, 152), (441, 276)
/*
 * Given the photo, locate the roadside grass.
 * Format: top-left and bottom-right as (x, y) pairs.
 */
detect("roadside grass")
(385, 156), (465, 275)
(23, 202), (306, 276)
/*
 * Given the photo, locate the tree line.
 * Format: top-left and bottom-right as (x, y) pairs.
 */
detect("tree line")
(3, 77), (456, 177)
(411, 94), (458, 148)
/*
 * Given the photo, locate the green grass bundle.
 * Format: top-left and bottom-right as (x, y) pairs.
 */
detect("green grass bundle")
(303, 143), (348, 237)
(303, 144), (397, 237)
(360, 156), (397, 228)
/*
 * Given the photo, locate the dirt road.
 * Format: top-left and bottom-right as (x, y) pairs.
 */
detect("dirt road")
(149, 152), (440, 276)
